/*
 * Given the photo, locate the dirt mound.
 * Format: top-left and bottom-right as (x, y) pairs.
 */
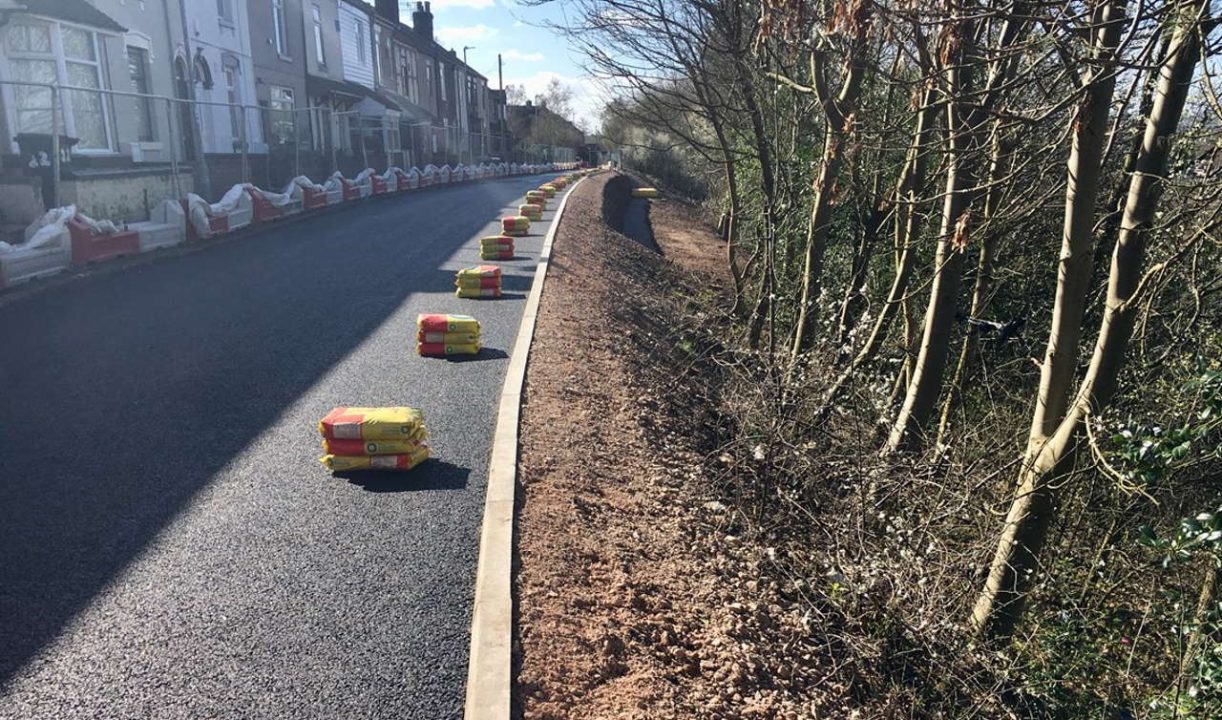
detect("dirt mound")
(513, 173), (825, 719)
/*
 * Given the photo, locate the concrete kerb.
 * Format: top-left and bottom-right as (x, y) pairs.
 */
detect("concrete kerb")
(463, 173), (592, 719)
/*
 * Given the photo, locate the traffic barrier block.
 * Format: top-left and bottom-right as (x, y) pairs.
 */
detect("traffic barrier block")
(130, 199), (185, 252)
(66, 217), (139, 265)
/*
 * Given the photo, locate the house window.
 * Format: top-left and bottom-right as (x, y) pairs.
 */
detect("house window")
(272, 0), (288, 57)
(223, 57), (242, 145)
(127, 46), (155, 141)
(312, 6), (325, 65)
(217, 0), (234, 24)
(268, 85), (294, 145)
(4, 21), (112, 151)
(355, 20), (365, 65)
(439, 62), (447, 101)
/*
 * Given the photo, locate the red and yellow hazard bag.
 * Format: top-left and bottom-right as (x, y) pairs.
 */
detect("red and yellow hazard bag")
(320, 444), (431, 472)
(417, 313), (480, 333)
(318, 406), (426, 442)
(322, 437), (425, 455)
(417, 342), (481, 357)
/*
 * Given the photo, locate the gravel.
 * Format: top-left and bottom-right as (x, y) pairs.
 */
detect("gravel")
(0, 174), (567, 719)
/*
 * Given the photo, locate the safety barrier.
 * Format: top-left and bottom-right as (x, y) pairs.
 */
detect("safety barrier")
(0, 161), (582, 292)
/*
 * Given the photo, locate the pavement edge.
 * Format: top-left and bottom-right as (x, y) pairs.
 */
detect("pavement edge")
(463, 173), (592, 720)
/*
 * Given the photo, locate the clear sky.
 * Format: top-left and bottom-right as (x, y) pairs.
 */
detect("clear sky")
(392, 0), (604, 131)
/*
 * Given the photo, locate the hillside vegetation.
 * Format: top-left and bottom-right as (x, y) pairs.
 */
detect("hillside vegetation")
(556, 0), (1222, 716)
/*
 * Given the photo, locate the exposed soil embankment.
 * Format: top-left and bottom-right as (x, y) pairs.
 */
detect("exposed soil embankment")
(513, 174), (823, 718)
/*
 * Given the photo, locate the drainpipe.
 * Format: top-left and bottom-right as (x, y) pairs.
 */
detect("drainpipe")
(171, 0), (212, 199)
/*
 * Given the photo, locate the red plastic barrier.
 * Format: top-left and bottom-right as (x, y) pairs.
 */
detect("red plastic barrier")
(341, 179), (360, 201)
(302, 186), (327, 210)
(66, 218), (139, 265)
(247, 187), (283, 223)
(371, 176), (388, 195)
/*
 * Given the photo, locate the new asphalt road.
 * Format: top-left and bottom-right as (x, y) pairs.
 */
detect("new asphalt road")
(0, 174), (568, 719)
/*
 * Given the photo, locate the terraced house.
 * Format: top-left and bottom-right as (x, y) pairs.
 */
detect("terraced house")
(0, 0), (508, 237)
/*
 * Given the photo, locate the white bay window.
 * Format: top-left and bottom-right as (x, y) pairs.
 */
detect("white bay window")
(3, 20), (114, 152)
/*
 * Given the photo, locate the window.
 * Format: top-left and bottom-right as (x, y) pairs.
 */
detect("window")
(272, 0), (288, 57)
(400, 48), (415, 102)
(223, 57), (242, 145)
(439, 62), (446, 101)
(217, 0), (234, 24)
(5, 21), (112, 151)
(127, 46), (154, 141)
(355, 20), (365, 65)
(312, 6), (325, 65)
(268, 86), (294, 145)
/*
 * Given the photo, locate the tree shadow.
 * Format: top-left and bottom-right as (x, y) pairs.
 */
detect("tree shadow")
(0, 174), (551, 686)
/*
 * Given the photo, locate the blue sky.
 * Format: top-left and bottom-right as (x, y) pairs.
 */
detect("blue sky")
(399, 0), (604, 131)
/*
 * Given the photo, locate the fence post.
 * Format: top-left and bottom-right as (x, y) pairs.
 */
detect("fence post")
(166, 97), (180, 199)
(239, 104), (250, 184)
(329, 108), (338, 176)
(294, 107), (301, 180)
(50, 85), (60, 208)
(359, 116), (368, 169)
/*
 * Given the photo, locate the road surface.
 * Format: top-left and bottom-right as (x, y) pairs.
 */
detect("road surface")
(0, 174), (566, 719)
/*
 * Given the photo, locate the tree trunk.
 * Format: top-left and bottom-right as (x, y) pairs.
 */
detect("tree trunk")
(883, 5), (1026, 454)
(737, 58), (779, 352)
(791, 131), (847, 359)
(971, 0), (1204, 641)
(935, 123), (1013, 451)
(789, 10), (871, 362)
(818, 79), (939, 415)
(1025, 0), (1129, 453)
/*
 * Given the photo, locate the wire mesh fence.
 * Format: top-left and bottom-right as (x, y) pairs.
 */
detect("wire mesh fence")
(1, 79), (548, 211)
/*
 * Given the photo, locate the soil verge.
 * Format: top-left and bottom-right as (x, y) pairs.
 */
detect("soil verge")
(513, 173), (823, 718)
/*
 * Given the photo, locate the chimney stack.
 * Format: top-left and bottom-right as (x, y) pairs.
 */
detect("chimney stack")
(375, 0), (399, 24)
(412, 2), (433, 42)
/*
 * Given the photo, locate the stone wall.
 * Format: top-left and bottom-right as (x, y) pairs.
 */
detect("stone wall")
(59, 169), (194, 223)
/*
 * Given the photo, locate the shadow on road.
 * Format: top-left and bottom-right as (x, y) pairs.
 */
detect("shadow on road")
(0, 175), (560, 686)
(339, 458), (470, 493)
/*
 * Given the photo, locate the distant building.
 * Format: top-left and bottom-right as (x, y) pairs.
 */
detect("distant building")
(508, 100), (582, 163)
(248, 0), (309, 160)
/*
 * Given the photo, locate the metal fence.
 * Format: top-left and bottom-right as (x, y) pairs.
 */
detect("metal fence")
(1, 79), (560, 211)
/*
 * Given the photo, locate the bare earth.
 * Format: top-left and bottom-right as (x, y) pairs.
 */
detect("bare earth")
(514, 173), (825, 719)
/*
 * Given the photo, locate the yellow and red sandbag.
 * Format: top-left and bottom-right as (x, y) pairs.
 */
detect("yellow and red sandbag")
(539, 184), (556, 198)
(519, 203), (542, 220)
(501, 216), (529, 236)
(417, 342), (481, 357)
(456, 287), (502, 299)
(417, 330), (480, 344)
(323, 437), (425, 456)
(631, 187), (659, 198)
(456, 264), (502, 280)
(319, 406), (426, 442)
(417, 313), (481, 334)
(456, 276), (501, 290)
(320, 443), (431, 472)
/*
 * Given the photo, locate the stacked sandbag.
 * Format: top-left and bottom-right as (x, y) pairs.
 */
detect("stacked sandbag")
(417, 313), (481, 357)
(501, 216), (530, 237)
(455, 264), (502, 299)
(525, 190), (547, 211)
(539, 184), (557, 199)
(631, 187), (660, 198)
(481, 234), (515, 260)
(552, 178), (568, 190)
(519, 202), (542, 221)
(318, 406), (430, 472)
